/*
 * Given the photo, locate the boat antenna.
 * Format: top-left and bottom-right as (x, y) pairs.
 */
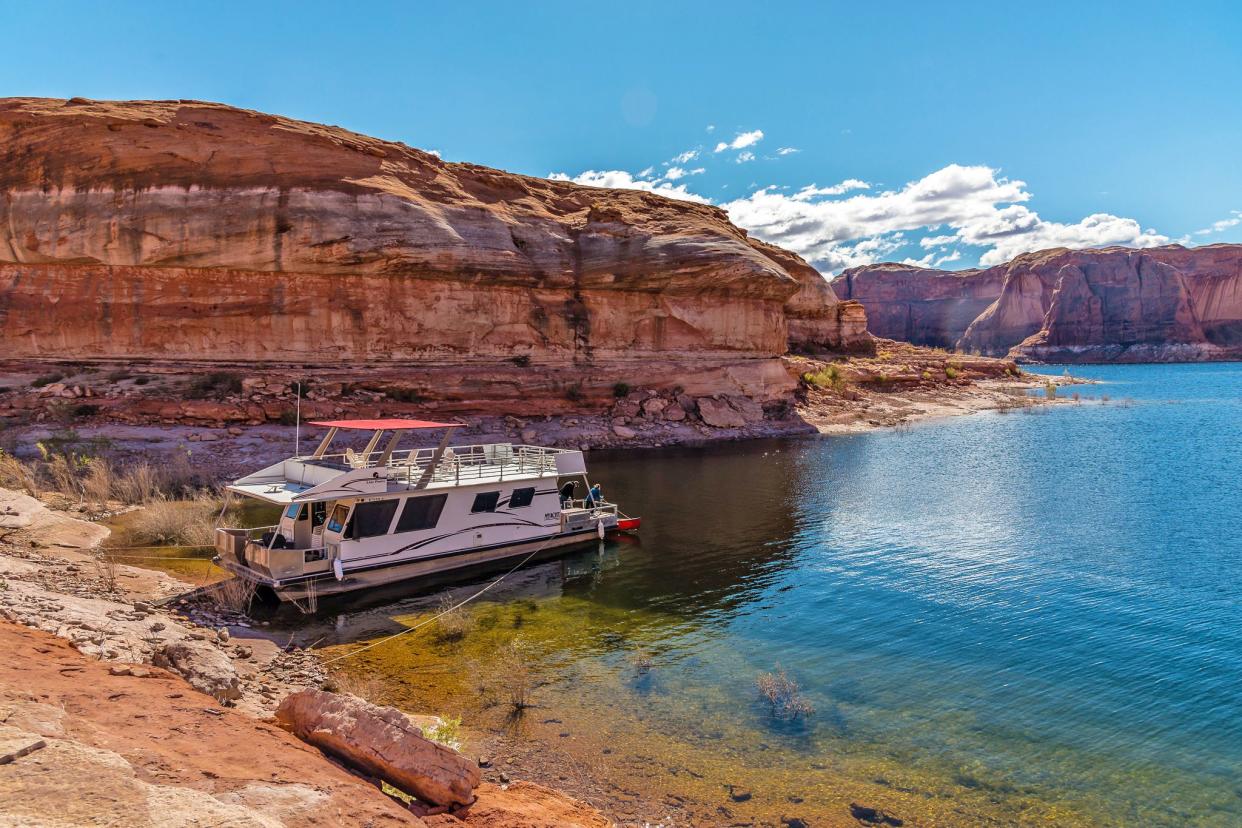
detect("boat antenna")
(294, 381), (302, 457)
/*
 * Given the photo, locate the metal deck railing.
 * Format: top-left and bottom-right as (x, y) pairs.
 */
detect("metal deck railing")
(301, 442), (568, 486)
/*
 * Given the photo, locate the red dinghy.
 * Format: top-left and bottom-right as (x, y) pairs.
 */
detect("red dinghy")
(616, 517), (642, 532)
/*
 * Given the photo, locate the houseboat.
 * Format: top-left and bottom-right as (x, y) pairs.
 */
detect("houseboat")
(213, 419), (638, 603)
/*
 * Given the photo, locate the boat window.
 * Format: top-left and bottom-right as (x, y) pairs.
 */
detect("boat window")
(326, 505), (348, 534)
(471, 492), (501, 513)
(284, 503), (304, 520)
(396, 494), (447, 533)
(348, 499), (400, 539)
(508, 487), (535, 508)
(311, 502), (327, 528)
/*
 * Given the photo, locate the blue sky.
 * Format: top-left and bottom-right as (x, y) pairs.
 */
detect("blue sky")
(3, 1), (1240, 272)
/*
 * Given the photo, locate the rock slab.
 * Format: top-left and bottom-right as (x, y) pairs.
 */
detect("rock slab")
(276, 689), (480, 807)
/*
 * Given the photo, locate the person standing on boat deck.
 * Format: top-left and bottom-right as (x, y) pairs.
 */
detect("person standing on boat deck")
(586, 483), (603, 507)
(560, 480), (578, 506)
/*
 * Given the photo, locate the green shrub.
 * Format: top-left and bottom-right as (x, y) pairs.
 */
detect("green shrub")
(945, 364), (960, 380)
(802, 364), (846, 392)
(612, 382), (631, 398)
(510, 355), (531, 368)
(31, 373), (64, 388)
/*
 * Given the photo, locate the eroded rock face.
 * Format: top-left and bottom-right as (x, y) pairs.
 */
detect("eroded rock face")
(833, 245), (1242, 362)
(275, 689), (480, 807)
(0, 98), (865, 391)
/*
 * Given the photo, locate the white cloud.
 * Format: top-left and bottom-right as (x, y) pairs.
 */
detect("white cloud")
(638, 166), (654, 178)
(1194, 210), (1242, 235)
(735, 151), (755, 163)
(663, 166), (705, 181)
(721, 164), (1167, 272)
(706, 124), (715, 133)
(792, 180), (870, 201)
(547, 169), (711, 204)
(714, 129), (764, 152)
(776, 147), (800, 155)
(671, 149), (699, 164)
(426, 149), (442, 158)
(935, 250), (963, 267)
(919, 234), (958, 248)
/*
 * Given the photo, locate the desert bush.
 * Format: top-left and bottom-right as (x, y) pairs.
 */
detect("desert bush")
(424, 715), (462, 750)
(323, 670), (391, 705)
(30, 373), (64, 388)
(510, 354), (531, 368)
(186, 371), (242, 399)
(82, 457), (116, 507)
(92, 549), (121, 594)
(113, 463), (161, 504)
(0, 450), (41, 496)
(206, 575), (258, 614)
(432, 594), (475, 643)
(945, 364), (960, 380)
(802, 364), (846, 392)
(129, 494), (220, 546)
(491, 640), (535, 714)
(564, 383), (584, 403)
(756, 667), (815, 720)
(1044, 379), (1057, 400)
(612, 382), (631, 398)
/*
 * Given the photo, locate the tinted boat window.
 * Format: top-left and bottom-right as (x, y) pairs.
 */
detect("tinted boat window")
(349, 499), (399, 539)
(285, 503), (304, 520)
(509, 487), (535, 508)
(396, 494), (448, 532)
(471, 492), (501, 513)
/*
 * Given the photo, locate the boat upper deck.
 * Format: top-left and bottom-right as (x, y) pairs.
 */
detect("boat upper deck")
(228, 442), (584, 505)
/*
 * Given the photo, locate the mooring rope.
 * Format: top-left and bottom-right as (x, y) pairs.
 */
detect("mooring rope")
(319, 536), (562, 666)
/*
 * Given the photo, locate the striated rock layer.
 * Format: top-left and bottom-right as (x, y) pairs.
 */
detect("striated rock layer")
(833, 245), (1242, 362)
(0, 97), (867, 405)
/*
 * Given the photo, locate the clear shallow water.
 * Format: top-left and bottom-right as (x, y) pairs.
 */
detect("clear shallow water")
(319, 364), (1242, 825)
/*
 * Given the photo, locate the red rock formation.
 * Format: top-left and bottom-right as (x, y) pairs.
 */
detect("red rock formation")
(833, 245), (1242, 362)
(833, 263), (1002, 348)
(0, 97), (867, 404)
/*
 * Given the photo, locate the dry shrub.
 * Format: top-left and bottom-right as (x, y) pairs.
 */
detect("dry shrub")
(92, 549), (121, 594)
(0, 450), (41, 496)
(432, 594), (475, 643)
(485, 640), (535, 715)
(129, 494), (221, 547)
(324, 671), (390, 705)
(757, 667), (815, 720)
(112, 462), (160, 504)
(83, 457), (115, 507)
(44, 451), (85, 500)
(207, 575), (258, 614)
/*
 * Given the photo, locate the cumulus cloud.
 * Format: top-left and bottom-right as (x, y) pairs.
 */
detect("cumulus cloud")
(663, 166), (705, 181)
(547, 169), (711, 204)
(670, 149), (699, 164)
(792, 180), (870, 200)
(720, 164), (1167, 272)
(714, 129), (764, 152)
(735, 151), (755, 163)
(1194, 210), (1242, 235)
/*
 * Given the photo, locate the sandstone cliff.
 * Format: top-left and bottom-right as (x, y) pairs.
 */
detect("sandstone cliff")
(833, 245), (1242, 362)
(0, 97), (867, 408)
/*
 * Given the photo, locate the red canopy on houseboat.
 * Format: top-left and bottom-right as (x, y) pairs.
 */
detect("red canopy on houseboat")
(307, 419), (460, 430)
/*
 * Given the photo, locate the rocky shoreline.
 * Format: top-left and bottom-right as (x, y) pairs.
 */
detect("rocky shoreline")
(0, 488), (610, 826)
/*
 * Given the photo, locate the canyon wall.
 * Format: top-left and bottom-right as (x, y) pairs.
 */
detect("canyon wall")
(0, 97), (867, 405)
(833, 245), (1242, 362)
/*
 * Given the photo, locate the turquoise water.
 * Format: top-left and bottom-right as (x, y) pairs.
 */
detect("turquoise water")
(321, 364), (1242, 824)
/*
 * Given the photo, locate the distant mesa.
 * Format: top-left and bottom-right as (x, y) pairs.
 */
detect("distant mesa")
(832, 245), (1242, 363)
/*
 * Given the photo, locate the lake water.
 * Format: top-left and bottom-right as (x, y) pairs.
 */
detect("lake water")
(316, 364), (1242, 826)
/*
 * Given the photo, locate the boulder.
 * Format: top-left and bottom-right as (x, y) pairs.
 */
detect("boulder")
(612, 424), (636, 439)
(152, 640), (242, 703)
(696, 397), (746, 428)
(725, 395), (765, 423)
(275, 690), (479, 807)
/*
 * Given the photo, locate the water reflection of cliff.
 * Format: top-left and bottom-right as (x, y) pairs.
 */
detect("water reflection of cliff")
(580, 438), (828, 614)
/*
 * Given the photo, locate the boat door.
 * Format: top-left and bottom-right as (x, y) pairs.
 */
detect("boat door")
(323, 502), (350, 566)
